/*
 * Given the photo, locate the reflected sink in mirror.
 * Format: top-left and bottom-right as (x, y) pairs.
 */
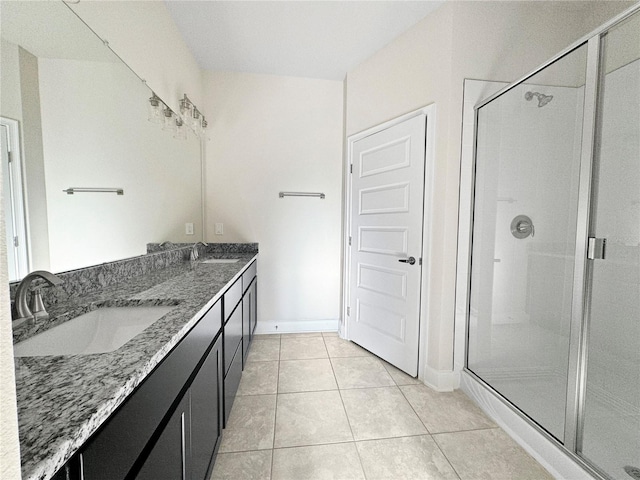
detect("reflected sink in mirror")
(201, 259), (239, 264)
(13, 305), (177, 357)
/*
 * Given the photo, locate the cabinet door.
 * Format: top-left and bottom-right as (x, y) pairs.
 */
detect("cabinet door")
(135, 392), (191, 480)
(224, 341), (243, 426)
(190, 336), (223, 480)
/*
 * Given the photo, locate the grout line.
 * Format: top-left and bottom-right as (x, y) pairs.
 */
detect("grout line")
(270, 336), (281, 480)
(431, 432), (463, 480)
(395, 384), (461, 478)
(271, 439), (358, 451)
(397, 383), (431, 434)
(355, 431), (438, 444)
(432, 425), (501, 435)
(330, 353), (369, 480)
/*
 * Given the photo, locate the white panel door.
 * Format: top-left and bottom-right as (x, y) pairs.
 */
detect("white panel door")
(348, 114), (426, 376)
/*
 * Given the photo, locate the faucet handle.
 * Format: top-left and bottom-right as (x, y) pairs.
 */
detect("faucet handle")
(30, 288), (50, 321)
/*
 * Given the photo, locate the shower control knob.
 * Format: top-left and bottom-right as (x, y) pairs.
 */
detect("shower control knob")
(511, 215), (535, 239)
(398, 257), (416, 265)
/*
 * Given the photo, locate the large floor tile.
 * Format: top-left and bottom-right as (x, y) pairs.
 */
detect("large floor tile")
(210, 450), (272, 479)
(340, 387), (427, 440)
(382, 361), (421, 386)
(330, 357), (394, 389)
(237, 361), (279, 395)
(272, 443), (365, 480)
(274, 390), (353, 447)
(356, 435), (459, 480)
(324, 338), (371, 358)
(247, 340), (281, 362)
(278, 359), (337, 393)
(280, 337), (328, 360)
(255, 333), (281, 340)
(400, 384), (495, 433)
(434, 428), (553, 480)
(321, 331), (339, 338)
(219, 395), (276, 452)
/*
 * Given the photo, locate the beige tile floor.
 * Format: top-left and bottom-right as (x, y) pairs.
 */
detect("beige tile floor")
(211, 332), (553, 480)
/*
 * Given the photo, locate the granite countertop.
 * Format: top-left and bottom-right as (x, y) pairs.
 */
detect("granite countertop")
(14, 253), (258, 480)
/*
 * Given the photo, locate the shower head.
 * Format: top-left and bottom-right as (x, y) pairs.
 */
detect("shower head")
(525, 91), (553, 107)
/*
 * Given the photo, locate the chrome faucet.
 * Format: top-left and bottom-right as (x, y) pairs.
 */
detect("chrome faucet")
(190, 242), (209, 261)
(13, 270), (64, 327)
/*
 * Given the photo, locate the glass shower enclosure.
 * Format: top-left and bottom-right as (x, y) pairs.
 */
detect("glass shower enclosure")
(465, 6), (639, 480)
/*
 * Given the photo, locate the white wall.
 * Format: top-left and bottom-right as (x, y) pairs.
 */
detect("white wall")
(18, 47), (50, 273)
(345, 0), (633, 386)
(38, 58), (202, 273)
(68, 0), (203, 113)
(202, 71), (344, 332)
(0, 169), (21, 478)
(0, 44), (21, 469)
(0, 40), (22, 122)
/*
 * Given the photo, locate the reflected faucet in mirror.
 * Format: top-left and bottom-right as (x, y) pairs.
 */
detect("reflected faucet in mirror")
(12, 271), (64, 328)
(190, 242), (209, 261)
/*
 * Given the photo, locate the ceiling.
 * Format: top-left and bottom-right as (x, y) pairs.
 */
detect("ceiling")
(164, 1), (443, 81)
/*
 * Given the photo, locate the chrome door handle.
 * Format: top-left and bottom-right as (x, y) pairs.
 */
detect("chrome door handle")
(398, 257), (416, 265)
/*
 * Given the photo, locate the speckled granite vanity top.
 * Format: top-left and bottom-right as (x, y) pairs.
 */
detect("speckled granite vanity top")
(13, 250), (257, 480)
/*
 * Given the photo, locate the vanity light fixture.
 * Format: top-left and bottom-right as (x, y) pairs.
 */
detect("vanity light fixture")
(174, 117), (188, 140)
(147, 93), (164, 124)
(147, 93), (206, 139)
(180, 94), (194, 119)
(180, 94), (207, 135)
(162, 107), (176, 133)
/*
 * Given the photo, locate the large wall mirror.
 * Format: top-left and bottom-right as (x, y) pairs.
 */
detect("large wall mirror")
(1, 1), (203, 282)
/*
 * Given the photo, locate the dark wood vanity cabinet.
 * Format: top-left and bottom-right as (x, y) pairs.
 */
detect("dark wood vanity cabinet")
(136, 334), (223, 480)
(52, 259), (257, 480)
(136, 392), (192, 480)
(76, 301), (223, 480)
(224, 259), (257, 423)
(223, 278), (244, 425)
(190, 336), (224, 480)
(242, 277), (257, 365)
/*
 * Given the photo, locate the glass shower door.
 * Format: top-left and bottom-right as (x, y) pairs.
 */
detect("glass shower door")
(580, 10), (640, 480)
(467, 43), (589, 442)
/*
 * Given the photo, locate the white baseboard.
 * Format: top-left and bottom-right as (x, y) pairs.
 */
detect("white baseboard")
(421, 365), (460, 392)
(254, 318), (340, 335)
(460, 371), (598, 480)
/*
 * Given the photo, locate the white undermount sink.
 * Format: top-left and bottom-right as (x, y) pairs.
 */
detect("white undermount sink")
(13, 305), (176, 357)
(201, 258), (239, 264)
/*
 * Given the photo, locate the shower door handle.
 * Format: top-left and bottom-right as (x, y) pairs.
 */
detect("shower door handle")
(399, 257), (416, 265)
(587, 237), (606, 260)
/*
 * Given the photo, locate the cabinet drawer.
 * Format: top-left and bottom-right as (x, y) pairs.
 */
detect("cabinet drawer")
(224, 305), (242, 375)
(224, 277), (242, 321)
(224, 342), (242, 426)
(81, 300), (222, 480)
(242, 261), (257, 293)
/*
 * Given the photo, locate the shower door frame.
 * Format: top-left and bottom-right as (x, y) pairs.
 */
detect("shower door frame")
(459, 3), (640, 479)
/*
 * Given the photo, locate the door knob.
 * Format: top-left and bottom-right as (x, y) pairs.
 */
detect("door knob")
(398, 257), (416, 265)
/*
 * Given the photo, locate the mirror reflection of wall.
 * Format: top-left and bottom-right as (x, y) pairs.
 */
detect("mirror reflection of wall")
(0, 1), (203, 280)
